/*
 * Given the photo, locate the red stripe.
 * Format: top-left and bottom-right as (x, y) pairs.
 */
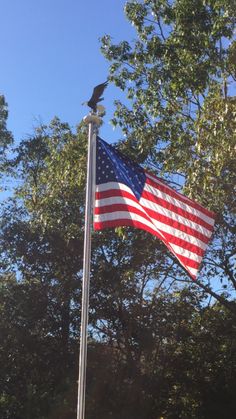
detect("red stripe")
(96, 187), (214, 235)
(95, 203), (150, 221)
(96, 201), (209, 245)
(94, 208), (204, 256)
(160, 230), (205, 257)
(96, 189), (136, 201)
(96, 186), (215, 233)
(94, 218), (197, 279)
(95, 201), (206, 254)
(145, 175), (216, 219)
(143, 205), (210, 244)
(141, 190), (214, 232)
(94, 218), (167, 245)
(173, 253), (200, 270)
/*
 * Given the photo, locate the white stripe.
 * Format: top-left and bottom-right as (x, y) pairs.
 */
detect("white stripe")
(169, 243), (202, 263)
(95, 209), (200, 276)
(97, 182), (210, 250)
(94, 209), (207, 251)
(94, 209), (161, 236)
(166, 249), (199, 278)
(96, 183), (165, 237)
(185, 266), (198, 277)
(97, 194), (211, 241)
(147, 214), (207, 250)
(95, 196), (140, 210)
(95, 206), (201, 276)
(140, 196), (212, 237)
(144, 181), (215, 227)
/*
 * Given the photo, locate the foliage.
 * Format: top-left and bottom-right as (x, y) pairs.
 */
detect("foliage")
(0, 119), (88, 417)
(0, 273), (78, 419)
(101, 0), (236, 302)
(86, 289), (236, 419)
(0, 95), (13, 182)
(1, 272), (236, 418)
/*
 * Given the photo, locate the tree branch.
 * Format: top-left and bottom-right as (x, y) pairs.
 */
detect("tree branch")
(195, 279), (236, 315)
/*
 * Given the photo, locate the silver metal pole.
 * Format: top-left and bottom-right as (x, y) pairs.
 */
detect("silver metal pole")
(77, 114), (101, 419)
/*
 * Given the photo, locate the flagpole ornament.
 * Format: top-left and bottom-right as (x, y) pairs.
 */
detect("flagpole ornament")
(83, 80), (108, 112)
(83, 113), (103, 126)
(77, 83), (107, 419)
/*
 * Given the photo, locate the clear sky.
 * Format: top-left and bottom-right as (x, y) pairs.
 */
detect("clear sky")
(1, 0), (135, 143)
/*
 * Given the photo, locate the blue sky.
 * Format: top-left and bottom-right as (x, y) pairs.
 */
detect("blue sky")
(1, 0), (135, 143)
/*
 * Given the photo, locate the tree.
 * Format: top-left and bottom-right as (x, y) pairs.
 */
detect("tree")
(0, 118), (89, 418)
(100, 0), (236, 306)
(86, 288), (236, 419)
(0, 95), (13, 182)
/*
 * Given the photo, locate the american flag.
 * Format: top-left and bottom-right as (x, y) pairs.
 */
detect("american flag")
(94, 137), (216, 279)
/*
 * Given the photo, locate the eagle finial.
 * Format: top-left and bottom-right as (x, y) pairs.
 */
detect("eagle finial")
(84, 81), (108, 112)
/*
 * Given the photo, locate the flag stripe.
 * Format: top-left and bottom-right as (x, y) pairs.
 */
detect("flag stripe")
(94, 211), (168, 245)
(142, 206), (210, 245)
(96, 196), (210, 245)
(96, 183), (209, 249)
(95, 207), (208, 250)
(95, 182), (209, 256)
(96, 181), (133, 194)
(145, 178), (215, 227)
(141, 189), (214, 232)
(169, 243), (203, 263)
(97, 194), (212, 237)
(139, 196), (213, 237)
(97, 183), (215, 236)
(94, 216), (200, 278)
(146, 172), (216, 219)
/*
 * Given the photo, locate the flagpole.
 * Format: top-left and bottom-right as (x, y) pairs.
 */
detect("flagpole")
(77, 112), (101, 419)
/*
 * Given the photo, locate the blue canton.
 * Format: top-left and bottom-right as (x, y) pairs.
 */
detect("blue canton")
(96, 137), (146, 200)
